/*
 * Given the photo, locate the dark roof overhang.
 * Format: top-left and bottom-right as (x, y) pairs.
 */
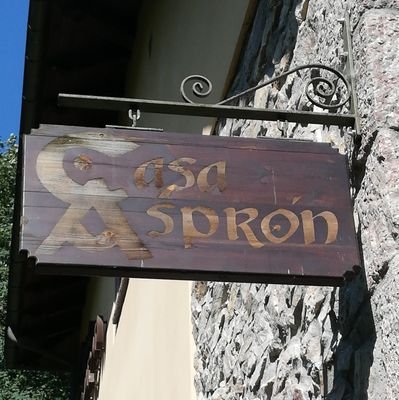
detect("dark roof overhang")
(6, 0), (142, 371)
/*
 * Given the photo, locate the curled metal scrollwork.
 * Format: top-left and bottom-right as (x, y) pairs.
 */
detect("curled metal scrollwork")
(180, 64), (351, 111)
(180, 75), (213, 104)
(302, 65), (350, 109)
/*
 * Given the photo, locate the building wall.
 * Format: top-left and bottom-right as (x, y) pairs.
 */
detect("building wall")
(125, 0), (256, 134)
(98, 279), (196, 400)
(192, 1), (399, 399)
(95, 2), (255, 399)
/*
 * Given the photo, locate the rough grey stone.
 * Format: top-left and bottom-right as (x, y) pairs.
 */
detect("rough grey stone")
(192, 1), (399, 399)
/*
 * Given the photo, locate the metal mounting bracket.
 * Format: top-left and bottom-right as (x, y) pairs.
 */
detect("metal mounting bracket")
(342, 12), (361, 137)
(58, 63), (357, 129)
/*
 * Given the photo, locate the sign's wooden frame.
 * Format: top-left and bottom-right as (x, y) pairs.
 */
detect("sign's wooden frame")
(20, 125), (360, 286)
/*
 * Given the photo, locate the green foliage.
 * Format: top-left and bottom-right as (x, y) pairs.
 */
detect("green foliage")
(0, 135), (70, 400)
(0, 135), (17, 271)
(0, 135), (17, 328)
(0, 367), (70, 400)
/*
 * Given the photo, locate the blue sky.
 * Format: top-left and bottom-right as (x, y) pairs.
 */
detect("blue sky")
(0, 0), (29, 142)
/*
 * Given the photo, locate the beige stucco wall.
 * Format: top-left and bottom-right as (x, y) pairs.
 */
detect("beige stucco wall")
(98, 279), (196, 400)
(95, 1), (255, 399)
(124, 0), (255, 134)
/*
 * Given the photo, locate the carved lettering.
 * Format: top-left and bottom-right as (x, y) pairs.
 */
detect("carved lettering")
(36, 132), (152, 260)
(224, 207), (264, 249)
(134, 157), (227, 197)
(181, 206), (219, 248)
(197, 161), (227, 193)
(261, 209), (300, 244)
(146, 203), (175, 237)
(300, 210), (338, 245)
(159, 158), (196, 198)
(34, 134), (341, 256)
(134, 157), (164, 189)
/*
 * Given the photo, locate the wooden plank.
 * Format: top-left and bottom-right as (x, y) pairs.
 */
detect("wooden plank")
(20, 125), (361, 285)
(34, 124), (338, 153)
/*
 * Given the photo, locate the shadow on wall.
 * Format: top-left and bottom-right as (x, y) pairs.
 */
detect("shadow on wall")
(229, 0), (302, 97)
(209, 0), (376, 400)
(328, 228), (376, 399)
(228, 5), (378, 396)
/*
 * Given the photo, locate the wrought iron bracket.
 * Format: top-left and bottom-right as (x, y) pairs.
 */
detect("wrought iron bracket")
(181, 64), (351, 110)
(342, 13), (361, 136)
(59, 93), (355, 128)
(58, 25), (358, 129)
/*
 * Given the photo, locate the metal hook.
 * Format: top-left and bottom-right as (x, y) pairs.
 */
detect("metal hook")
(277, 120), (289, 137)
(105, 108), (163, 132)
(128, 109), (141, 127)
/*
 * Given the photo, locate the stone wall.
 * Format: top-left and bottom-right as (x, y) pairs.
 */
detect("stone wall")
(192, 1), (399, 399)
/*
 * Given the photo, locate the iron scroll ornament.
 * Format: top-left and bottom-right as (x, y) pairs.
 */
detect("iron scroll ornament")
(180, 64), (351, 110)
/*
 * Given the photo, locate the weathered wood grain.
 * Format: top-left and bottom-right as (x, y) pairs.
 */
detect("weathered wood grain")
(19, 125), (361, 285)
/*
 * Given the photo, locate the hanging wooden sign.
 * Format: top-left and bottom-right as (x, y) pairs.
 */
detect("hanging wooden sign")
(20, 124), (361, 285)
